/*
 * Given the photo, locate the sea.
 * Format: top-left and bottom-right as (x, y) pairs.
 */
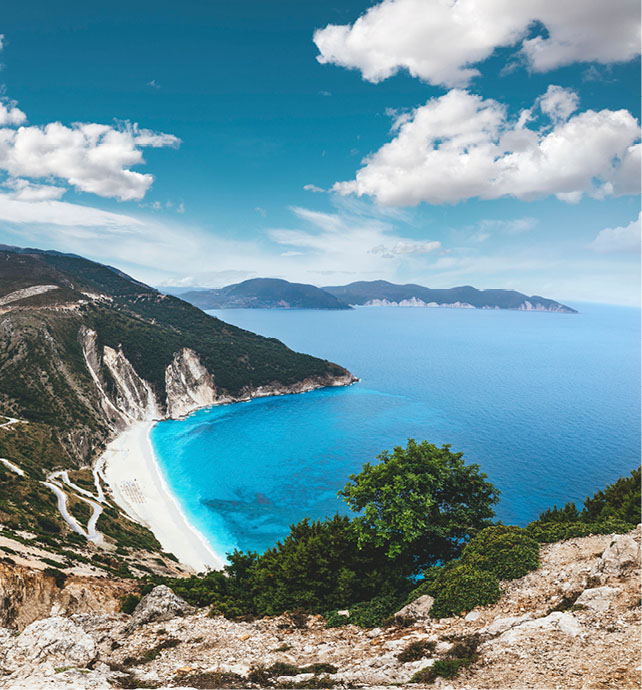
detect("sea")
(150, 303), (641, 561)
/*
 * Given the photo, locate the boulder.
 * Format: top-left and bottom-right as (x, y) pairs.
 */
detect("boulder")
(592, 534), (640, 578)
(4, 616), (96, 670)
(125, 585), (193, 631)
(393, 594), (435, 621)
(484, 613), (533, 636)
(498, 612), (580, 644)
(575, 586), (620, 613)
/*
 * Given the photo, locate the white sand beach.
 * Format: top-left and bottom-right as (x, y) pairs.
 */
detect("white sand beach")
(101, 421), (224, 572)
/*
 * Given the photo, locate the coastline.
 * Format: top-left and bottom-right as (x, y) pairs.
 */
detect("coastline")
(101, 420), (225, 573)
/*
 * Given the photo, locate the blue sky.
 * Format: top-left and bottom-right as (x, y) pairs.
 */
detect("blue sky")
(0, 0), (639, 304)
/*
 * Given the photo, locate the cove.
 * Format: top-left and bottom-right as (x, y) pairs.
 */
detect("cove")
(150, 303), (640, 561)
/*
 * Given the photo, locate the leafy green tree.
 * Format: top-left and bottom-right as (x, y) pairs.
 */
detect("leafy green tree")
(339, 440), (499, 572)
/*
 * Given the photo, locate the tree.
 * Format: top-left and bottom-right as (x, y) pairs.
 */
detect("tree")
(339, 439), (499, 573)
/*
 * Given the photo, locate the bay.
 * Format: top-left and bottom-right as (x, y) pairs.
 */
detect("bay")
(151, 303), (641, 560)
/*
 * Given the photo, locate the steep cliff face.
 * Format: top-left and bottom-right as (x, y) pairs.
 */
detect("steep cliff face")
(103, 345), (159, 422)
(0, 563), (134, 631)
(165, 348), (218, 418)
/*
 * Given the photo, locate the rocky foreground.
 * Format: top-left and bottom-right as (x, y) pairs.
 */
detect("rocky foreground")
(0, 528), (639, 689)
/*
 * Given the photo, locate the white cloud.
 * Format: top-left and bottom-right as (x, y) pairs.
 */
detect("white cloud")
(0, 121), (180, 201)
(304, 183), (325, 193)
(589, 212), (641, 254)
(537, 85), (579, 124)
(0, 100), (26, 126)
(370, 239), (441, 258)
(333, 88), (640, 206)
(314, 0), (641, 88)
(2, 178), (66, 201)
(0, 193), (145, 227)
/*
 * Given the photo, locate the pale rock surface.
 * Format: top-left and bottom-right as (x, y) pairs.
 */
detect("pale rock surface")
(164, 348), (218, 418)
(394, 594), (435, 620)
(591, 533), (641, 579)
(575, 585), (621, 612)
(2, 616), (95, 670)
(125, 584), (193, 631)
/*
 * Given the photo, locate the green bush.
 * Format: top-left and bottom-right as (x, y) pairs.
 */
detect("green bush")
(525, 518), (633, 544)
(430, 564), (500, 618)
(325, 591), (406, 628)
(120, 593), (141, 615)
(43, 567), (67, 589)
(460, 525), (539, 580)
(411, 658), (471, 683)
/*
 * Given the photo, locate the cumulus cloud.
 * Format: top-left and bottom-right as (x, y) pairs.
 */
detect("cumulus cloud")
(314, 0), (641, 88)
(0, 121), (180, 201)
(333, 88), (640, 206)
(304, 183), (325, 193)
(589, 212), (641, 254)
(0, 100), (26, 126)
(537, 85), (579, 124)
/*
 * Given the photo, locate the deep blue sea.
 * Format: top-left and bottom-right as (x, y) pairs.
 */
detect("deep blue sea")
(151, 304), (641, 561)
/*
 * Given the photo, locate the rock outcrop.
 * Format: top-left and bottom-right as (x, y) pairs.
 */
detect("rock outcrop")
(164, 348), (218, 418)
(0, 563), (135, 631)
(0, 527), (638, 689)
(125, 585), (193, 631)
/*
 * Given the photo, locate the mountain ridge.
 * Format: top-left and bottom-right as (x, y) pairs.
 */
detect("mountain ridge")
(175, 277), (577, 313)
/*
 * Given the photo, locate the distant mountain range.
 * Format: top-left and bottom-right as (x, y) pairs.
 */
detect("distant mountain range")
(180, 278), (350, 310)
(177, 278), (577, 314)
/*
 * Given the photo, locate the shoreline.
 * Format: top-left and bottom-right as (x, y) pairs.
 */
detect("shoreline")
(101, 420), (225, 573)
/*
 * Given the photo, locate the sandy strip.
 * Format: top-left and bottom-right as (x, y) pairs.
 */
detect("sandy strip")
(101, 421), (224, 572)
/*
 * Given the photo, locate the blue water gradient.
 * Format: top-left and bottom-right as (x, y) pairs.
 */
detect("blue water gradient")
(151, 303), (640, 560)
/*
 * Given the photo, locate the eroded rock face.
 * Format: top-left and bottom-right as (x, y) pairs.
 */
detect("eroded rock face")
(165, 348), (218, 418)
(125, 585), (193, 631)
(3, 616), (95, 670)
(0, 564), (133, 631)
(102, 346), (159, 421)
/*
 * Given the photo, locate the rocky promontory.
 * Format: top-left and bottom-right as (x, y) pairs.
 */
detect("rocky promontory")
(0, 527), (638, 689)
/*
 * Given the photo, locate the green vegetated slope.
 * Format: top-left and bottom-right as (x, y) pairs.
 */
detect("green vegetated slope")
(0, 246), (352, 570)
(181, 278), (351, 310)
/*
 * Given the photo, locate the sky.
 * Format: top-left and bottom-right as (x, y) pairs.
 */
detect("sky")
(0, 0), (640, 304)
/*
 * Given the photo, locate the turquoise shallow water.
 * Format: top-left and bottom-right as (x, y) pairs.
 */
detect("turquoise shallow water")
(151, 303), (641, 561)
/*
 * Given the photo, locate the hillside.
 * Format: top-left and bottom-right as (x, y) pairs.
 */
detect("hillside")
(323, 281), (578, 313)
(0, 526), (637, 689)
(178, 277), (577, 313)
(180, 278), (351, 310)
(0, 246), (355, 577)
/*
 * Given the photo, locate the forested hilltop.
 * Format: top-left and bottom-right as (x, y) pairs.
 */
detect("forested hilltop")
(0, 245), (354, 577)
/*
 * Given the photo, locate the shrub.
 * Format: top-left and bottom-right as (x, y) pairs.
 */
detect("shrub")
(525, 518), (633, 544)
(36, 514), (61, 534)
(397, 639), (436, 663)
(430, 564), (500, 618)
(411, 658), (470, 683)
(325, 591), (406, 628)
(43, 567), (67, 589)
(120, 593), (141, 615)
(460, 525), (539, 580)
